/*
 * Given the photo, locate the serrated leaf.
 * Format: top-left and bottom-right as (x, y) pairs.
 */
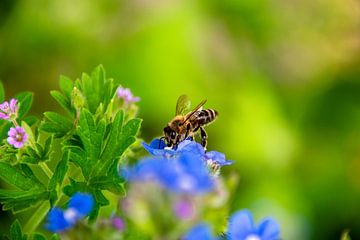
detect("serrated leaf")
(94, 114), (141, 177)
(15, 92), (33, 119)
(0, 163), (42, 190)
(50, 90), (74, 116)
(39, 112), (72, 138)
(82, 65), (106, 113)
(0, 81), (5, 102)
(89, 175), (125, 195)
(78, 109), (106, 179)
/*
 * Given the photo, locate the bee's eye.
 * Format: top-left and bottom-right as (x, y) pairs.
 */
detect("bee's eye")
(170, 131), (176, 139)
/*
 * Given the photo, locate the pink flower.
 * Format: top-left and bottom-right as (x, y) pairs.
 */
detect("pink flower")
(173, 199), (195, 220)
(111, 216), (125, 231)
(117, 87), (140, 104)
(7, 126), (28, 148)
(0, 98), (19, 120)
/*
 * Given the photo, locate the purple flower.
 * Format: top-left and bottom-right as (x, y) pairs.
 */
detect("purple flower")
(173, 199), (195, 220)
(117, 87), (140, 104)
(46, 193), (94, 232)
(7, 126), (28, 148)
(227, 210), (280, 240)
(183, 223), (215, 240)
(0, 98), (18, 120)
(111, 216), (125, 231)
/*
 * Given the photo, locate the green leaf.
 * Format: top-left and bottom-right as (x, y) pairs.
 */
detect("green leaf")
(15, 92), (33, 119)
(59, 75), (73, 99)
(39, 112), (72, 138)
(48, 151), (69, 205)
(23, 116), (38, 127)
(0, 163), (42, 190)
(9, 220), (26, 240)
(82, 65), (106, 113)
(0, 189), (48, 213)
(20, 164), (45, 190)
(94, 113), (141, 177)
(50, 90), (74, 116)
(341, 230), (352, 240)
(32, 233), (46, 240)
(89, 175), (125, 196)
(50, 234), (60, 240)
(0, 121), (12, 141)
(0, 81), (5, 102)
(77, 109), (106, 179)
(21, 121), (35, 148)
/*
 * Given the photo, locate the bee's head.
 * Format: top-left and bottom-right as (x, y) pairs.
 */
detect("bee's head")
(163, 125), (177, 147)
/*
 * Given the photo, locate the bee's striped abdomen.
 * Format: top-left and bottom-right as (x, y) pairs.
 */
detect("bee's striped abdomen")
(197, 109), (218, 125)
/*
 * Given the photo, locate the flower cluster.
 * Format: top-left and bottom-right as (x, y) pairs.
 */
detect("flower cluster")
(117, 86), (140, 104)
(184, 210), (280, 240)
(0, 98), (18, 120)
(46, 193), (94, 233)
(142, 138), (233, 175)
(124, 146), (215, 195)
(0, 98), (28, 148)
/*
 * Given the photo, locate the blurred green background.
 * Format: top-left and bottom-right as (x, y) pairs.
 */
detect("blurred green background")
(1, 0), (360, 239)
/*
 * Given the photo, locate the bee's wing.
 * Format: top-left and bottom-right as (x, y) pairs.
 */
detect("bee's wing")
(182, 99), (207, 124)
(176, 94), (191, 116)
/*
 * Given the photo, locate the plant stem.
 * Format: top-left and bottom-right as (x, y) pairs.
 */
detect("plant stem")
(40, 162), (53, 179)
(23, 200), (50, 233)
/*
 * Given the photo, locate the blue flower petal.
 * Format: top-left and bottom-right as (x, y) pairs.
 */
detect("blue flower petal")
(149, 138), (166, 150)
(46, 208), (72, 232)
(228, 210), (255, 240)
(176, 140), (204, 156)
(257, 217), (281, 240)
(183, 223), (215, 240)
(68, 193), (94, 216)
(205, 151), (233, 166)
(127, 153), (214, 194)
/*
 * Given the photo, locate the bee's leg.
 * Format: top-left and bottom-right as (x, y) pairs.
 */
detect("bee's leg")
(184, 123), (191, 140)
(200, 127), (208, 149)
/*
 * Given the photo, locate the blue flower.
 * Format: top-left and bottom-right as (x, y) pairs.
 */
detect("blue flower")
(142, 138), (232, 171)
(183, 223), (215, 240)
(125, 152), (214, 195)
(227, 210), (280, 240)
(205, 151), (233, 167)
(46, 192), (94, 232)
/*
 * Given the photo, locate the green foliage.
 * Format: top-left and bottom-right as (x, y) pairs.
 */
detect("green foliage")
(0, 65), (142, 235)
(9, 220), (27, 240)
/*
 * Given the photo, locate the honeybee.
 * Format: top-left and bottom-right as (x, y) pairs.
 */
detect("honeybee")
(163, 95), (218, 148)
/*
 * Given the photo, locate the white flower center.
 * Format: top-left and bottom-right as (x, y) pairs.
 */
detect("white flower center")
(178, 175), (194, 191)
(64, 208), (79, 224)
(245, 234), (261, 240)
